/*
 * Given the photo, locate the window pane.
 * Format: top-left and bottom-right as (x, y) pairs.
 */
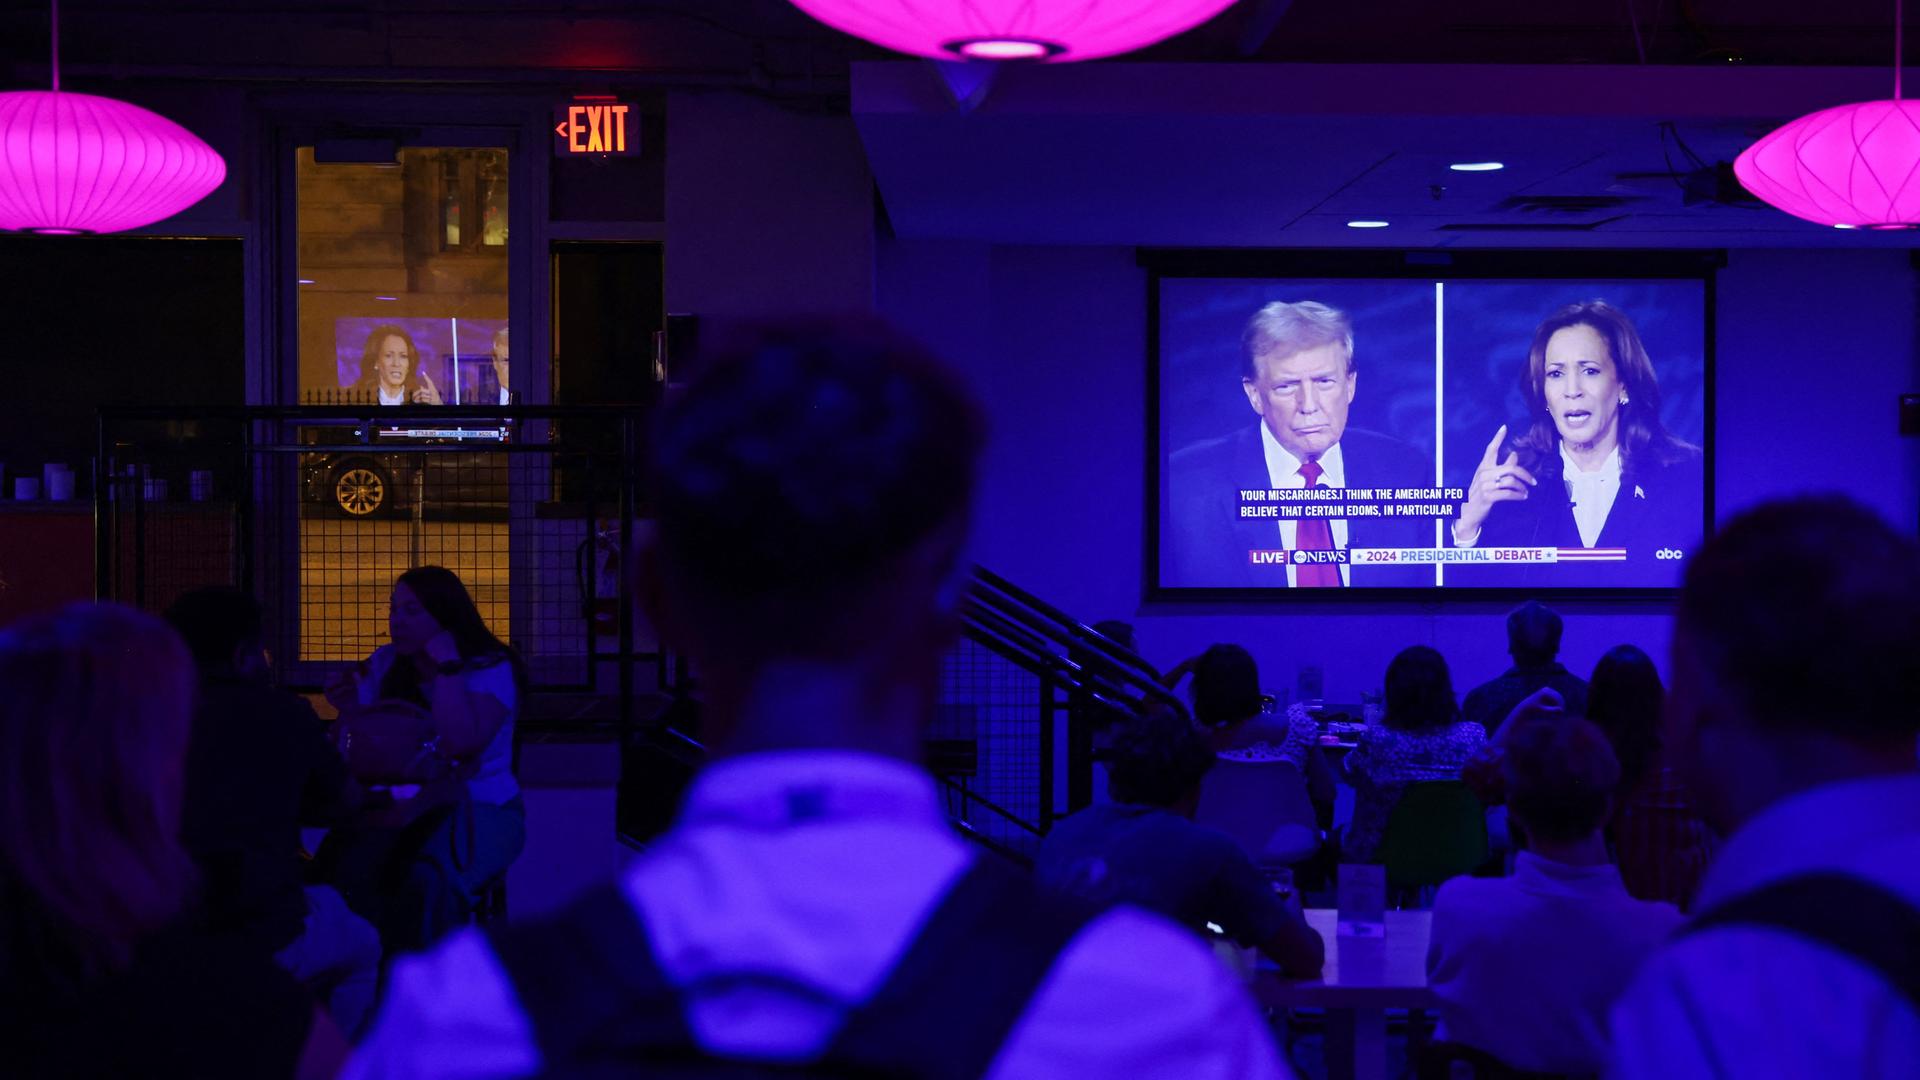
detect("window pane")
(296, 147), (509, 407)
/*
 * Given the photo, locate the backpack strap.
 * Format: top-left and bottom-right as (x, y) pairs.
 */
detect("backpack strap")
(1682, 871), (1920, 1015)
(826, 854), (1097, 1080)
(487, 856), (1095, 1079)
(487, 880), (697, 1066)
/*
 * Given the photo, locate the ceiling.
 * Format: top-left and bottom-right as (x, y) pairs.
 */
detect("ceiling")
(3, 2), (1917, 246)
(3, 1), (1914, 88)
(854, 61), (1920, 248)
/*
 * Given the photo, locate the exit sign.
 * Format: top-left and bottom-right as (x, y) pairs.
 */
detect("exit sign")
(554, 100), (638, 157)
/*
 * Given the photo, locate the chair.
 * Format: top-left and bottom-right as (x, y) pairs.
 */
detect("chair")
(1195, 758), (1321, 870)
(1377, 780), (1488, 904)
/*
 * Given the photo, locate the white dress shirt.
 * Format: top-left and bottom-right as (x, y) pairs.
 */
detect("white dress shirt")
(1259, 424), (1349, 587)
(1610, 773), (1920, 1078)
(345, 750), (1290, 1080)
(1561, 442), (1621, 549)
(1427, 852), (1681, 1074)
(379, 386), (406, 406)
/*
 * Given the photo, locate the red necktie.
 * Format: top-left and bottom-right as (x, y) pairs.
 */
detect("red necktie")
(1295, 459), (1342, 588)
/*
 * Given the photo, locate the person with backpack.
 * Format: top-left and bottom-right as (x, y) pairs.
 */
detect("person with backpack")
(1610, 495), (1920, 1075)
(345, 319), (1289, 1078)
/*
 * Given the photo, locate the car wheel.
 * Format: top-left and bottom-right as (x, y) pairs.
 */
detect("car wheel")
(333, 464), (389, 518)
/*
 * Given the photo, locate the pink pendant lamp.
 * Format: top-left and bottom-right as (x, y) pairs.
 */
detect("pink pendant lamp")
(785, 0), (1241, 62)
(1735, 0), (1920, 229)
(0, 1), (226, 235)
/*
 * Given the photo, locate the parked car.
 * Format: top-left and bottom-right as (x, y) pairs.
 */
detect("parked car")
(301, 432), (510, 518)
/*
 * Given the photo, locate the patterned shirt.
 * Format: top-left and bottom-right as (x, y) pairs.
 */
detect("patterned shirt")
(1343, 721), (1487, 863)
(1212, 702), (1317, 768)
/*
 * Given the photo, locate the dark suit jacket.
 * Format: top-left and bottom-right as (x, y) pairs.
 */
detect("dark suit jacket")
(1165, 425), (1437, 588)
(1453, 445), (1704, 587)
(465, 365), (512, 405)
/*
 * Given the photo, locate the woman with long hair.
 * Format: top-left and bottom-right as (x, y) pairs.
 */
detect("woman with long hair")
(319, 566), (525, 952)
(1586, 644), (1719, 910)
(1, 604), (342, 1077)
(1164, 643), (1319, 771)
(1454, 300), (1702, 581)
(351, 325), (442, 406)
(1342, 645), (1486, 863)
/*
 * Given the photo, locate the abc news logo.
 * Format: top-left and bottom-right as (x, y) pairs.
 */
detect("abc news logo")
(1654, 548), (1686, 561)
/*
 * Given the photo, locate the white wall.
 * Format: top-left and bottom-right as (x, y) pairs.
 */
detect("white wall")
(879, 240), (1920, 700)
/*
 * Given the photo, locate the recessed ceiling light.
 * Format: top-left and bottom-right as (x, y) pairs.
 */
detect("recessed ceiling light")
(374, 295), (398, 301)
(1833, 223), (1857, 229)
(1450, 161), (1505, 172)
(298, 278), (316, 285)
(1346, 220), (1391, 229)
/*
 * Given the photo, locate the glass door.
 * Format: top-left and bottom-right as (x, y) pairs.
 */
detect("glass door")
(280, 133), (519, 668)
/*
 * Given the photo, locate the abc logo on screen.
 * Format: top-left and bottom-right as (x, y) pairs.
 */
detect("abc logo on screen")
(1655, 548), (1686, 561)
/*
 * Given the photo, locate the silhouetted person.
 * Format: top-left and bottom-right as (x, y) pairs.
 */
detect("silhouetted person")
(347, 320), (1290, 1077)
(0, 604), (344, 1078)
(1343, 645), (1485, 863)
(1462, 601), (1589, 734)
(1611, 495), (1920, 1074)
(1091, 619), (1138, 654)
(165, 586), (380, 1037)
(318, 566), (526, 956)
(1587, 643), (1718, 911)
(1038, 706), (1324, 977)
(1166, 643), (1334, 805)
(1427, 700), (1680, 1074)
(1090, 618), (1158, 680)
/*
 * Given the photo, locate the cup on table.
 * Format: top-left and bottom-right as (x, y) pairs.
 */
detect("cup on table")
(44, 464), (74, 501)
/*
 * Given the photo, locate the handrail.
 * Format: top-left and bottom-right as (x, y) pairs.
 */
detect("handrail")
(938, 775), (1047, 838)
(966, 565), (1184, 720)
(950, 819), (1035, 869)
(972, 566), (1165, 684)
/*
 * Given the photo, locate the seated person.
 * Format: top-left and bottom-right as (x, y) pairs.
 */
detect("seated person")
(1461, 601), (1589, 734)
(346, 320), (1289, 1078)
(1037, 706), (1324, 977)
(1166, 644), (1334, 803)
(165, 587), (381, 1037)
(0, 604), (343, 1078)
(1586, 643), (1719, 911)
(1342, 645), (1486, 863)
(1091, 618), (1158, 679)
(317, 565), (525, 955)
(1427, 701), (1681, 1075)
(1612, 497), (1920, 1076)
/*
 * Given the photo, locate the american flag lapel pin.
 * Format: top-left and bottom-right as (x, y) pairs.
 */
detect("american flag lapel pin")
(1634, 485), (1646, 499)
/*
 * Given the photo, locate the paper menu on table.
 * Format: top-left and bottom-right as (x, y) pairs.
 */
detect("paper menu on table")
(1336, 863), (1386, 937)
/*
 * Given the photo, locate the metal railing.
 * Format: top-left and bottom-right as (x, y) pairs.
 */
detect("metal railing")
(615, 564), (1184, 859)
(95, 404), (665, 729)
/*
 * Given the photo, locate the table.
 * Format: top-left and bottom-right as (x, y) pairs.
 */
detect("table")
(1248, 909), (1434, 1080)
